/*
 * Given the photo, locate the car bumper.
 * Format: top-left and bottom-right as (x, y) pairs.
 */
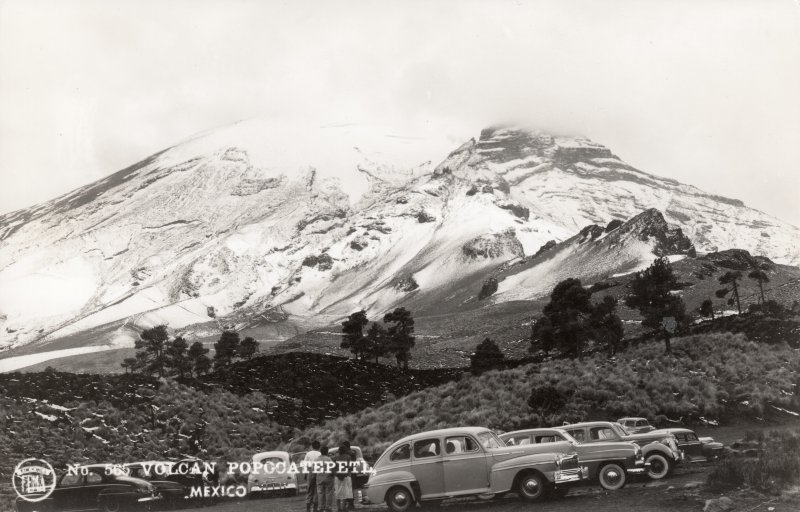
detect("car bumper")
(249, 483), (296, 492)
(554, 467), (585, 483)
(627, 461), (651, 475)
(137, 495), (162, 503)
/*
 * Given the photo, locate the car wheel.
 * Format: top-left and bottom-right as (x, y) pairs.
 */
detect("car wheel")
(516, 471), (547, 502)
(385, 486), (414, 512)
(99, 496), (122, 512)
(598, 463), (626, 490)
(645, 453), (672, 480)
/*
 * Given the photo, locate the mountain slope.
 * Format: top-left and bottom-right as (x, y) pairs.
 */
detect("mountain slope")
(0, 122), (797, 355)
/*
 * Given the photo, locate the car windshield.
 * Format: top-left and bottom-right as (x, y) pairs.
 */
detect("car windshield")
(477, 431), (504, 449)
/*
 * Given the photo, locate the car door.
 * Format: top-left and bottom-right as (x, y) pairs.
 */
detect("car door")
(78, 469), (107, 510)
(680, 432), (705, 460)
(443, 435), (489, 495)
(54, 472), (83, 511)
(411, 438), (445, 498)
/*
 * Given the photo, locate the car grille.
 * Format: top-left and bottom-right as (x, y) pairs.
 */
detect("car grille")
(558, 454), (580, 470)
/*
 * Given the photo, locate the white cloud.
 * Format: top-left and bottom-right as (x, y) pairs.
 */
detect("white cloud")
(1, 0), (798, 225)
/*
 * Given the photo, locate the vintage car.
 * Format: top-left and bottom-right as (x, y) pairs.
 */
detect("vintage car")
(16, 464), (160, 512)
(123, 461), (187, 506)
(650, 428), (724, 462)
(361, 427), (585, 511)
(500, 427), (647, 490)
(617, 417), (655, 434)
(246, 451), (298, 497)
(561, 421), (683, 480)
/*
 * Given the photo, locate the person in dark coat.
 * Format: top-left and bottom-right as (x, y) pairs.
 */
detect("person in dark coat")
(316, 446), (335, 512)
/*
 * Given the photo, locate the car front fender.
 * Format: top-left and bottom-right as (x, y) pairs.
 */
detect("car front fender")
(364, 470), (416, 504)
(489, 453), (558, 492)
(640, 442), (680, 461)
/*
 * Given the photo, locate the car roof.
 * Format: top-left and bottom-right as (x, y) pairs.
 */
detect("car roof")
(651, 428), (692, 434)
(124, 461), (173, 467)
(252, 451), (289, 460)
(395, 427), (491, 443)
(499, 428), (568, 438)
(561, 421), (617, 429)
(618, 417), (647, 421)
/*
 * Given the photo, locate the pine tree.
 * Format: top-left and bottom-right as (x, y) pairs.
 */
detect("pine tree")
(383, 307), (415, 370)
(364, 322), (388, 363)
(748, 269), (769, 304)
(699, 299), (715, 320)
(135, 325), (170, 377)
(541, 278), (593, 359)
(213, 331), (240, 370)
(591, 296), (624, 357)
(237, 336), (259, 360)
(717, 271), (743, 314)
(165, 336), (191, 378)
(470, 338), (505, 375)
(530, 316), (555, 353)
(188, 342), (211, 377)
(341, 310), (369, 359)
(625, 257), (689, 353)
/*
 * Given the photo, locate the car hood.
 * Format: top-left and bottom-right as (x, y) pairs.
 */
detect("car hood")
(113, 475), (153, 489)
(490, 442), (572, 462)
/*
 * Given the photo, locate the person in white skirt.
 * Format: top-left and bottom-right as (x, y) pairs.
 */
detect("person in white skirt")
(333, 441), (354, 512)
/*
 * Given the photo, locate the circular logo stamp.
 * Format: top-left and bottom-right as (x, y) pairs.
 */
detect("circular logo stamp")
(12, 459), (56, 502)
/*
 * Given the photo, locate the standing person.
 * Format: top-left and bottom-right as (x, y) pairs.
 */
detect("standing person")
(316, 446), (335, 512)
(333, 442), (354, 512)
(303, 440), (321, 512)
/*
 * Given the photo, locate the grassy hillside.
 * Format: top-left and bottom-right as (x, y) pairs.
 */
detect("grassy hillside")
(285, 332), (800, 460)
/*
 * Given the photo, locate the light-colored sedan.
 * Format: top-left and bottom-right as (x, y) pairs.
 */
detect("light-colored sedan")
(500, 428), (646, 491)
(361, 426), (585, 511)
(618, 417), (655, 434)
(247, 451), (298, 496)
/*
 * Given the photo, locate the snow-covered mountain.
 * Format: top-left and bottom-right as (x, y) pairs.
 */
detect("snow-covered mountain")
(0, 122), (797, 351)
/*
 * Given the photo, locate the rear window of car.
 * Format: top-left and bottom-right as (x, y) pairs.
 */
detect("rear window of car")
(259, 457), (285, 465)
(413, 439), (441, 458)
(390, 444), (410, 461)
(445, 436), (479, 454)
(86, 472), (103, 484)
(636, 420), (648, 427)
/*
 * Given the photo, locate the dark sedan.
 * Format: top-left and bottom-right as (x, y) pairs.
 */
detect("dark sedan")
(124, 462), (187, 507)
(650, 428), (724, 462)
(16, 465), (160, 512)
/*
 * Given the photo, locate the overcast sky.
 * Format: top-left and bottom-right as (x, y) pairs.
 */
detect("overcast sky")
(1, 0), (799, 226)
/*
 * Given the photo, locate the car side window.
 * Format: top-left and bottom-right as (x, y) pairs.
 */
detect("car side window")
(390, 444), (410, 462)
(686, 433), (699, 442)
(413, 439), (441, 458)
(505, 435), (530, 446)
(535, 435), (557, 443)
(636, 420), (647, 427)
(445, 436), (479, 454)
(675, 433), (687, 442)
(566, 429), (586, 442)
(60, 474), (82, 487)
(590, 427), (615, 440)
(86, 472), (103, 484)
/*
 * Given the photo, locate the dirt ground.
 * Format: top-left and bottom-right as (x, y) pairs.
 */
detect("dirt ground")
(173, 463), (800, 512)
